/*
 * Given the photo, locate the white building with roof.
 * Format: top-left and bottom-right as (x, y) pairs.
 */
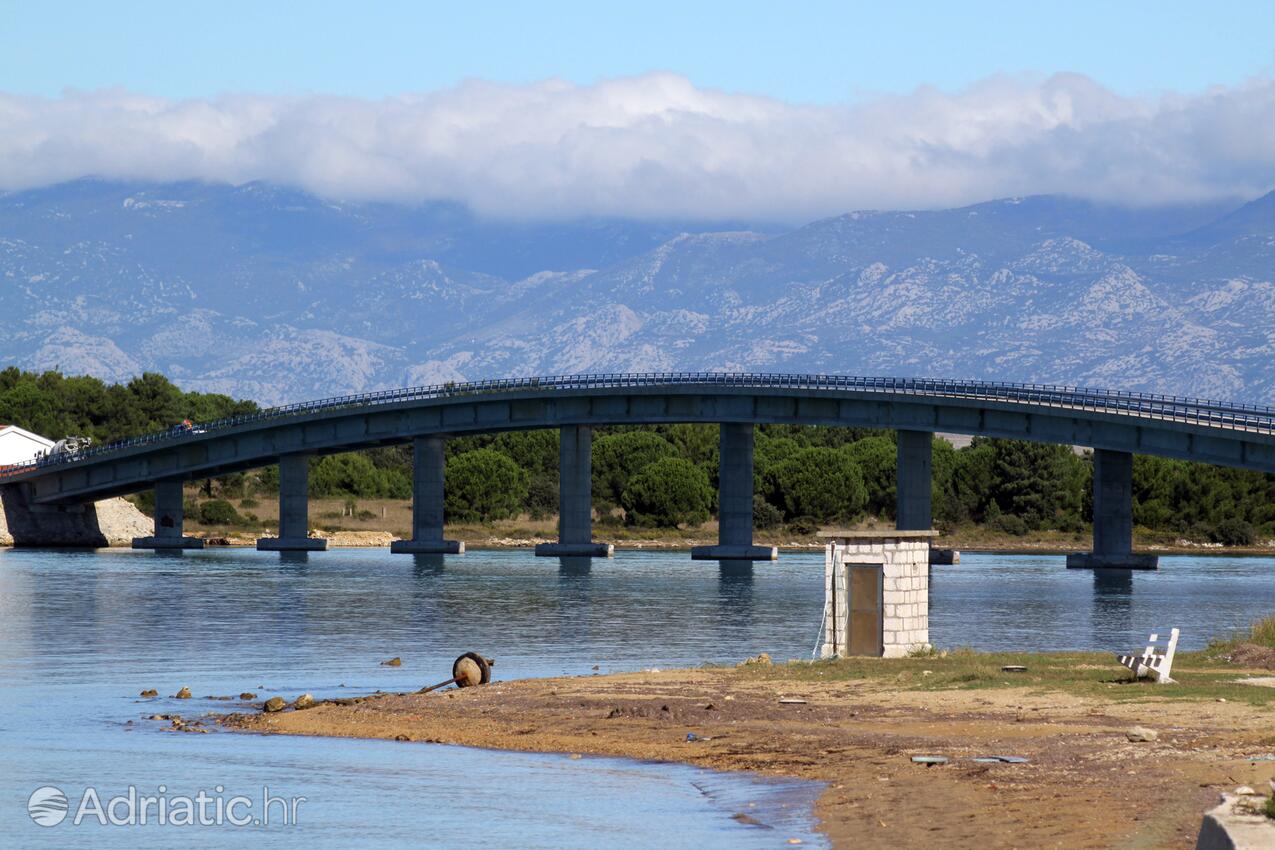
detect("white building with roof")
(0, 425), (55, 466)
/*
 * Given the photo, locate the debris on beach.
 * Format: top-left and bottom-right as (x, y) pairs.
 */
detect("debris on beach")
(739, 653), (772, 667)
(1126, 726), (1158, 742)
(973, 755), (1030, 764)
(419, 652), (495, 693)
(778, 697), (807, 705)
(1001, 665), (1027, 673)
(911, 755), (949, 766)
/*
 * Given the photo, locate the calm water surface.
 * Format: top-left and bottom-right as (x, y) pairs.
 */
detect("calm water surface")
(2, 547), (1273, 847)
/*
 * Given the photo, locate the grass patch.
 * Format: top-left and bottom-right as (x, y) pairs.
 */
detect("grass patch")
(1264, 794), (1275, 821)
(730, 649), (1273, 706)
(1250, 615), (1275, 649)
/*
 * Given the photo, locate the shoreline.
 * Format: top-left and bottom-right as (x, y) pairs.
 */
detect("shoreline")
(218, 654), (1275, 849)
(53, 528), (1275, 556)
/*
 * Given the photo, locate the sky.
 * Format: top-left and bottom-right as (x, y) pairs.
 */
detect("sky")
(3, 2), (1275, 220)
(6, 1), (1275, 103)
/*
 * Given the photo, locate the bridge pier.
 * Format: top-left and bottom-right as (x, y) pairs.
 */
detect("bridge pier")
(1067, 449), (1158, 570)
(895, 430), (933, 531)
(692, 423), (777, 561)
(391, 436), (463, 554)
(257, 454), (326, 551)
(132, 479), (203, 549)
(535, 425), (613, 557)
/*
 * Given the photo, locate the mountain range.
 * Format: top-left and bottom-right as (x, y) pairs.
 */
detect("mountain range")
(2, 179), (1273, 405)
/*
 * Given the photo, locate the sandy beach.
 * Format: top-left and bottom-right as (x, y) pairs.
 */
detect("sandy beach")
(221, 652), (1275, 849)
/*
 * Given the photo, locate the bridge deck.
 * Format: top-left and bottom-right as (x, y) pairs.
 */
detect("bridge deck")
(4, 373), (1274, 504)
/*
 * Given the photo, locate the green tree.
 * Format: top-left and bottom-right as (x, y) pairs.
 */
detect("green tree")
(931, 437), (959, 525)
(947, 441), (995, 523)
(983, 439), (1087, 531)
(845, 436), (897, 519)
(592, 431), (678, 506)
(621, 457), (713, 527)
(764, 447), (868, 523)
(445, 449), (529, 522)
(310, 453), (411, 499)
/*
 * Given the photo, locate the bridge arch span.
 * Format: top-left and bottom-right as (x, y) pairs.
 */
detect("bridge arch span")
(5, 373), (1272, 565)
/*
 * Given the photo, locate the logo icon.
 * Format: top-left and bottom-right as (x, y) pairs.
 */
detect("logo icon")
(27, 786), (69, 827)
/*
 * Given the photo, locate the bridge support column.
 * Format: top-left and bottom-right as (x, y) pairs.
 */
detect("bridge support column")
(391, 436), (463, 554)
(536, 426), (613, 557)
(257, 454), (326, 551)
(692, 423), (777, 561)
(895, 430), (933, 531)
(132, 479), (203, 549)
(1067, 449), (1157, 570)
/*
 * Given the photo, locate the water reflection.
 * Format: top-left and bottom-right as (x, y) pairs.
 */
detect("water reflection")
(716, 561), (755, 631)
(558, 556), (592, 576)
(279, 551), (311, 568)
(1091, 569), (1135, 635)
(411, 553), (447, 576)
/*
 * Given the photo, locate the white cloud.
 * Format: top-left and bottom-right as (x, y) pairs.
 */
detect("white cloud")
(2, 72), (1275, 220)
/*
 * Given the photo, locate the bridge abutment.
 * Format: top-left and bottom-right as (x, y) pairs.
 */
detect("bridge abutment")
(692, 423), (777, 561)
(1067, 449), (1157, 570)
(391, 436), (463, 554)
(132, 479), (203, 549)
(257, 454), (326, 551)
(536, 425), (613, 557)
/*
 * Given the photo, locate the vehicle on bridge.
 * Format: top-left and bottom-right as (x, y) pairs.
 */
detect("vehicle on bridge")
(38, 435), (93, 461)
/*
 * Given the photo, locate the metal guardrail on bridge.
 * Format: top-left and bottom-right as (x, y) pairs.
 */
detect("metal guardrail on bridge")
(3, 372), (1275, 479)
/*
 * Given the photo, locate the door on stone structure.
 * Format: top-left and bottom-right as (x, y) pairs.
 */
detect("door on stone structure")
(846, 563), (884, 656)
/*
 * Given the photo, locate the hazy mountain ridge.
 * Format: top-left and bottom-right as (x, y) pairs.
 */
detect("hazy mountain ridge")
(1, 179), (1273, 405)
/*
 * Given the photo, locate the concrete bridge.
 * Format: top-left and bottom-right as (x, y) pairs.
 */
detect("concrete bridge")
(4, 373), (1275, 567)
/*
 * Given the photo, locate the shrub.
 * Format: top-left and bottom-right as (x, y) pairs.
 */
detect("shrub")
(356, 509), (377, 521)
(239, 497), (259, 509)
(525, 471), (559, 520)
(621, 457), (713, 527)
(988, 513), (1029, 537)
(786, 516), (820, 536)
(753, 495), (783, 530)
(131, 490), (156, 517)
(1250, 615), (1275, 649)
(1186, 521), (1214, 543)
(1211, 518), (1256, 547)
(445, 449), (529, 522)
(198, 499), (243, 526)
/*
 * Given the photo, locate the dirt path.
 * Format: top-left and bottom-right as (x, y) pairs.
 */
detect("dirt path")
(220, 665), (1275, 849)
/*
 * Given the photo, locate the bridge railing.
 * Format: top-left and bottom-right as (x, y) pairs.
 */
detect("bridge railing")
(4, 372), (1275, 477)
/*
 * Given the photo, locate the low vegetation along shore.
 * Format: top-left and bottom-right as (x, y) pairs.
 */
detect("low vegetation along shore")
(216, 620), (1275, 849)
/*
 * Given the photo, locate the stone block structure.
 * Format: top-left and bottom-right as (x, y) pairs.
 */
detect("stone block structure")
(819, 530), (936, 658)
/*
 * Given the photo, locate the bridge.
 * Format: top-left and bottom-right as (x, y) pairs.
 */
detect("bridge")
(4, 372), (1275, 567)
